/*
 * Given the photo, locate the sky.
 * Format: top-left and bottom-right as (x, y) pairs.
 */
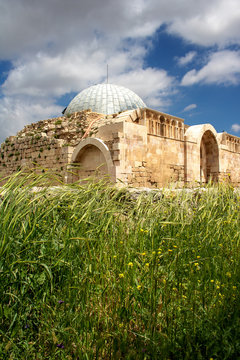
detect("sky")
(0, 0), (240, 142)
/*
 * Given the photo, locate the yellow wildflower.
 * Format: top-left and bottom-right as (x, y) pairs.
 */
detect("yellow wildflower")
(119, 273), (124, 278)
(128, 262), (133, 267)
(137, 285), (141, 290)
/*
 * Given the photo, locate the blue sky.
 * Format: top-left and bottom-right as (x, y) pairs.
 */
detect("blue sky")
(0, 0), (240, 142)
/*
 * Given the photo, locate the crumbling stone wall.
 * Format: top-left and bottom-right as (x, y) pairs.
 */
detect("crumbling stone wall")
(1, 107), (240, 188)
(0, 110), (102, 180)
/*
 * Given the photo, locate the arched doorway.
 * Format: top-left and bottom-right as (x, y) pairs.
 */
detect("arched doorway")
(70, 138), (115, 182)
(200, 130), (219, 183)
(74, 144), (108, 179)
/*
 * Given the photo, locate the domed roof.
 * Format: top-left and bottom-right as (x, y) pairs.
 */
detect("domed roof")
(65, 83), (146, 115)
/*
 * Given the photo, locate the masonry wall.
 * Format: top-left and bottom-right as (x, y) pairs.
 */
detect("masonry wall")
(184, 139), (199, 183)
(0, 135), (73, 183)
(146, 135), (185, 187)
(101, 120), (185, 188)
(219, 147), (240, 185)
(0, 111), (96, 182)
(1, 108), (240, 188)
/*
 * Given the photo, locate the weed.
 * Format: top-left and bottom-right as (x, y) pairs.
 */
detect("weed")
(0, 173), (239, 359)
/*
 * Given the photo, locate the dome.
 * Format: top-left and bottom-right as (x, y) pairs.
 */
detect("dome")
(65, 83), (146, 115)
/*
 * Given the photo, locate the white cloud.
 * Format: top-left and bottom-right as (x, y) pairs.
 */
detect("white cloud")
(167, 0), (240, 47)
(0, 0), (160, 60)
(1, 0), (240, 61)
(231, 124), (240, 133)
(1, 0), (240, 140)
(0, 96), (61, 142)
(183, 103), (197, 112)
(111, 67), (176, 109)
(2, 43), (147, 98)
(181, 50), (240, 86)
(177, 51), (197, 66)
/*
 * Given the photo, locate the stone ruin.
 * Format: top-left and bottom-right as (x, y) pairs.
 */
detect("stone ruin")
(1, 83), (240, 187)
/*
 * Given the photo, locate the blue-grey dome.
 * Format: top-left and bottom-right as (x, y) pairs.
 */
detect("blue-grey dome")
(65, 83), (146, 115)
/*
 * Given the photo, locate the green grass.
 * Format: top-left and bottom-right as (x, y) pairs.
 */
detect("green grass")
(0, 172), (240, 359)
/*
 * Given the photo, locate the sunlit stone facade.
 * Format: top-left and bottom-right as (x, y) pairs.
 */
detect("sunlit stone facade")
(1, 84), (240, 187)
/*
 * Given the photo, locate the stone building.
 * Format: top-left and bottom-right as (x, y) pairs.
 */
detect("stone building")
(0, 83), (240, 187)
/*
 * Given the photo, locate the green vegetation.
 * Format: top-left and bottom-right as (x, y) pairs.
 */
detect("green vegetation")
(0, 173), (240, 359)
(55, 120), (62, 126)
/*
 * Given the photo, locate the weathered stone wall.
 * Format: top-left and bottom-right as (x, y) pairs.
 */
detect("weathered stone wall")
(1, 108), (240, 188)
(118, 122), (148, 187)
(219, 148), (240, 185)
(146, 135), (185, 187)
(0, 110), (102, 181)
(0, 135), (71, 180)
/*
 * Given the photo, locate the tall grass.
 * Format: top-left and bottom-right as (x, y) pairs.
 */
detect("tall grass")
(0, 172), (240, 359)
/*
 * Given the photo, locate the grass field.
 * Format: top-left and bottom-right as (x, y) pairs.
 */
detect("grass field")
(0, 172), (240, 359)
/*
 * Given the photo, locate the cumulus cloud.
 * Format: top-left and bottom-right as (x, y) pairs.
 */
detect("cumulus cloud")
(0, 0), (160, 60)
(2, 44), (146, 97)
(177, 51), (197, 66)
(231, 124), (240, 133)
(111, 67), (175, 109)
(183, 104), (197, 112)
(167, 0), (240, 47)
(1, 0), (240, 139)
(181, 50), (240, 86)
(1, 0), (240, 61)
(0, 96), (61, 142)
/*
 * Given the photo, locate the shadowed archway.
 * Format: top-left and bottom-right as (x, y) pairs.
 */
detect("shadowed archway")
(70, 138), (115, 182)
(200, 130), (219, 183)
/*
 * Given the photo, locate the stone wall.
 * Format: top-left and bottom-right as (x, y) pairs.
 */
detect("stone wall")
(0, 135), (71, 180)
(1, 108), (240, 188)
(146, 135), (185, 187)
(219, 148), (240, 185)
(0, 110), (102, 181)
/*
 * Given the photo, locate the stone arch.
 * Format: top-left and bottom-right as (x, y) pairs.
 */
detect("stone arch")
(70, 138), (115, 182)
(200, 130), (219, 183)
(185, 124), (220, 183)
(165, 118), (170, 137)
(171, 120), (176, 138)
(160, 115), (165, 136)
(178, 122), (183, 140)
